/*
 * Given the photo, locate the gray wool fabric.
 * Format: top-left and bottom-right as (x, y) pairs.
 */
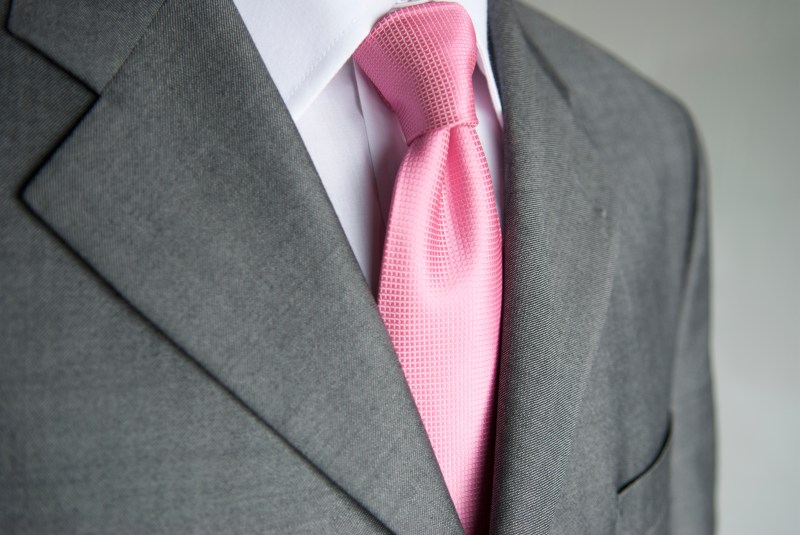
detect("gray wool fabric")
(0, 0), (714, 533)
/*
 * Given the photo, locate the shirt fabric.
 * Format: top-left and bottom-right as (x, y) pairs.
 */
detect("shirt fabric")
(231, 0), (504, 291)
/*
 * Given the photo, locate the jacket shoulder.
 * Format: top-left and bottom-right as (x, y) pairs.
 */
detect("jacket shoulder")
(512, 2), (698, 168)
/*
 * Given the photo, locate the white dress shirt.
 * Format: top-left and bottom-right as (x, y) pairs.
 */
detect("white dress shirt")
(232, 0), (504, 291)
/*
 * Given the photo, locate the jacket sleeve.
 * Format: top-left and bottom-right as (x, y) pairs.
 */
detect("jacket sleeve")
(669, 114), (716, 534)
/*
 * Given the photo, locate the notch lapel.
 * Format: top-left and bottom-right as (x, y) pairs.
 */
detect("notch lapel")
(20, 0), (461, 532)
(488, 1), (620, 533)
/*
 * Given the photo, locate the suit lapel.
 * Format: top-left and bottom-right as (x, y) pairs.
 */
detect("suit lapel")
(21, 0), (461, 532)
(489, 1), (620, 533)
(19, 0), (618, 531)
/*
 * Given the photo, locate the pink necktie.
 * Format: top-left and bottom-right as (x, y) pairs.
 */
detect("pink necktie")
(355, 4), (503, 533)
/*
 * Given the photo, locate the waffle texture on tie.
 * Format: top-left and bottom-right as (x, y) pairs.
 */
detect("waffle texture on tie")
(355, 4), (503, 534)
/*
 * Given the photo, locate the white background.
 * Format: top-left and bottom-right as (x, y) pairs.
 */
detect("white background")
(523, 1), (800, 533)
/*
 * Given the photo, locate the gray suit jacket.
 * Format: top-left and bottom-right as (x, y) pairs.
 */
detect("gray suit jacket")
(0, 0), (714, 533)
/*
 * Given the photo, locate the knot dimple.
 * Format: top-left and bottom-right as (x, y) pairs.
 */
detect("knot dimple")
(354, 2), (479, 144)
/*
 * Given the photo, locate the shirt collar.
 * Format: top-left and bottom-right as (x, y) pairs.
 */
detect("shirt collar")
(232, 0), (503, 122)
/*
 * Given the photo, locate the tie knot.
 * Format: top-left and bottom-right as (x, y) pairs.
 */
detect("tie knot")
(354, 2), (479, 144)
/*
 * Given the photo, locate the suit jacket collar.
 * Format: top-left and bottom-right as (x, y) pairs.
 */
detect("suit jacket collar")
(18, 0), (460, 532)
(14, 0), (619, 532)
(489, 0), (619, 532)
